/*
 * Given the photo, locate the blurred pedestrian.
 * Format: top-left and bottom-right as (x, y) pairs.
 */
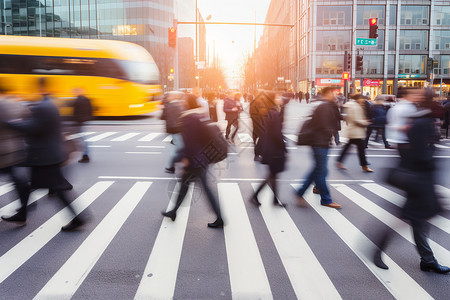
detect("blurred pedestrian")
(295, 87), (341, 209)
(71, 87), (93, 163)
(223, 92), (242, 143)
(364, 98), (392, 149)
(336, 94), (373, 172)
(374, 96), (449, 274)
(251, 92), (286, 207)
(305, 91), (310, 104)
(0, 87), (29, 211)
(207, 92), (218, 122)
(161, 94), (223, 228)
(1, 78), (85, 231)
(193, 88), (209, 120)
(161, 91), (185, 174)
(250, 91), (267, 161)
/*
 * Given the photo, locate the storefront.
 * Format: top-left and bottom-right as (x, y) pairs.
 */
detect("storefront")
(315, 78), (345, 94)
(354, 79), (382, 100)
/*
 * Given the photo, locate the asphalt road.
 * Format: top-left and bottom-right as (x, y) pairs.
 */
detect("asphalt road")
(0, 101), (449, 299)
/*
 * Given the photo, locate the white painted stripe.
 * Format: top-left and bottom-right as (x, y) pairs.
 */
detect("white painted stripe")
(0, 181), (113, 284)
(286, 146), (298, 150)
(0, 190), (47, 220)
(138, 133), (161, 142)
(135, 183), (193, 300)
(218, 183), (272, 300)
(86, 132), (117, 142)
(111, 132), (140, 142)
(332, 184), (450, 267)
(362, 183), (450, 235)
(126, 152), (163, 155)
(434, 144), (450, 149)
(436, 185), (450, 210)
(136, 146), (166, 149)
(88, 145), (111, 148)
(0, 183), (14, 197)
(35, 182), (151, 300)
(67, 131), (96, 140)
(238, 133), (253, 143)
(368, 141), (383, 146)
(284, 134), (298, 143)
(291, 184), (433, 300)
(328, 154), (400, 158)
(162, 135), (172, 143)
(252, 184), (341, 299)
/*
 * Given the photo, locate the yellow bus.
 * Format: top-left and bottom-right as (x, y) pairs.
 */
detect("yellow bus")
(0, 36), (162, 116)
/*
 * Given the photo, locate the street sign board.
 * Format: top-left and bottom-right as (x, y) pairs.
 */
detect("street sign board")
(398, 74), (421, 79)
(356, 38), (377, 46)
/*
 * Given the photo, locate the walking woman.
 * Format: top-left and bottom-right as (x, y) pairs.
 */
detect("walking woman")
(224, 92), (242, 143)
(336, 94), (373, 172)
(251, 92), (286, 207)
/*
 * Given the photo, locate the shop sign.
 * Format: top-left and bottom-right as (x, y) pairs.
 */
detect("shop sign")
(363, 79), (380, 86)
(316, 78), (344, 86)
(398, 74), (421, 79)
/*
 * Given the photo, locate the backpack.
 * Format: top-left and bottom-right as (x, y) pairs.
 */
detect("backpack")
(200, 121), (228, 164)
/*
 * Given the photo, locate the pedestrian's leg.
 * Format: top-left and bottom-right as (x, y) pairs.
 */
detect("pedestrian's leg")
(373, 228), (392, 269)
(337, 140), (352, 164)
(252, 178), (268, 206)
(231, 119), (239, 141)
(411, 219), (435, 263)
(365, 127), (373, 148)
(198, 169), (223, 227)
(225, 120), (232, 139)
(268, 173), (283, 206)
(9, 167), (30, 213)
(296, 149), (315, 197)
(162, 171), (194, 221)
(312, 148), (333, 205)
(356, 139), (369, 166)
(381, 127), (390, 147)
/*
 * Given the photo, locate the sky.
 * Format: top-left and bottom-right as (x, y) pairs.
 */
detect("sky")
(176, 0), (271, 88)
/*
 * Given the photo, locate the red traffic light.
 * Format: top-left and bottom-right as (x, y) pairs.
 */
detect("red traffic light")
(369, 18), (377, 26)
(168, 27), (177, 48)
(170, 68), (174, 73)
(342, 72), (350, 80)
(169, 27), (176, 33)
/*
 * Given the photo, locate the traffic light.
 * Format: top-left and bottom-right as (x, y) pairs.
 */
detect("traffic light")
(342, 72), (350, 80)
(344, 51), (352, 71)
(356, 55), (364, 72)
(369, 18), (378, 39)
(170, 68), (174, 74)
(168, 27), (176, 48)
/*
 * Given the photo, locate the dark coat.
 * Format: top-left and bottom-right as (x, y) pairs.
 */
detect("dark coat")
(309, 100), (340, 148)
(180, 109), (210, 169)
(7, 96), (65, 166)
(260, 108), (286, 174)
(369, 104), (388, 128)
(223, 98), (240, 121)
(161, 100), (184, 134)
(72, 95), (93, 125)
(402, 114), (441, 221)
(249, 97), (266, 137)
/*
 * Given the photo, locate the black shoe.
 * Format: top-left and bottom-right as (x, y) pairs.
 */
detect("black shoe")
(254, 155), (262, 162)
(385, 145), (393, 149)
(273, 198), (287, 207)
(207, 218), (224, 228)
(165, 167), (175, 174)
(1, 213), (26, 224)
(250, 195), (261, 206)
(162, 210), (176, 221)
(420, 259), (450, 274)
(374, 250), (389, 270)
(78, 155), (90, 163)
(61, 217), (85, 231)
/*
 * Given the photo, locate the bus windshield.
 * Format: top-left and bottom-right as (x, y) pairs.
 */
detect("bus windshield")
(119, 61), (160, 85)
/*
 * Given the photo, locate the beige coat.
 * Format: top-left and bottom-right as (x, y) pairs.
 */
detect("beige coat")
(343, 101), (370, 139)
(0, 97), (28, 169)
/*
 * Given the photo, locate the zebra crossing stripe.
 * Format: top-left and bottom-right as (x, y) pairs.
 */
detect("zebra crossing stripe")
(434, 144), (450, 149)
(111, 132), (140, 142)
(0, 183), (14, 197)
(135, 183), (194, 300)
(361, 183), (450, 235)
(238, 133), (253, 143)
(291, 184), (433, 300)
(162, 135), (172, 142)
(332, 184), (450, 267)
(138, 133), (161, 142)
(85, 132), (117, 142)
(35, 182), (151, 300)
(436, 185), (450, 210)
(252, 184), (342, 299)
(218, 183), (273, 300)
(67, 132), (96, 140)
(284, 134), (298, 143)
(0, 190), (47, 221)
(0, 181), (114, 284)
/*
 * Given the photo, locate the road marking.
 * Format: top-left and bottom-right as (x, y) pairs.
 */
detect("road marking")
(136, 146), (166, 149)
(86, 132), (117, 142)
(138, 133), (161, 142)
(218, 183), (273, 300)
(286, 146), (298, 150)
(88, 145), (111, 148)
(361, 183), (450, 235)
(35, 182), (151, 300)
(291, 184), (433, 300)
(436, 185), (450, 209)
(162, 135), (172, 143)
(332, 184), (450, 267)
(111, 132), (140, 142)
(135, 183), (193, 300)
(125, 152), (163, 155)
(0, 190), (47, 221)
(252, 184), (341, 300)
(0, 183), (14, 197)
(238, 133), (253, 143)
(284, 134), (298, 143)
(434, 144), (450, 149)
(67, 132), (96, 140)
(0, 181), (114, 284)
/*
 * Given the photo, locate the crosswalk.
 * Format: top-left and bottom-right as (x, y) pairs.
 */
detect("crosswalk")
(0, 180), (448, 299)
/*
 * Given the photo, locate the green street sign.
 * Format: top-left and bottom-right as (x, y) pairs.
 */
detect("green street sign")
(356, 38), (377, 46)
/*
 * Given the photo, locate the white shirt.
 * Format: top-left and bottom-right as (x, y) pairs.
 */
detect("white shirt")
(386, 99), (417, 144)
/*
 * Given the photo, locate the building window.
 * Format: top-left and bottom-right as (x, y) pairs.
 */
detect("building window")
(439, 56), (450, 75)
(434, 31), (450, 50)
(316, 55), (343, 75)
(399, 55), (427, 74)
(317, 6), (352, 26)
(356, 30), (384, 50)
(316, 31), (351, 51)
(400, 6), (429, 26)
(362, 56), (383, 75)
(389, 5), (397, 25)
(435, 6), (450, 25)
(387, 55), (395, 75)
(399, 30), (428, 50)
(357, 5), (385, 26)
(388, 30), (396, 50)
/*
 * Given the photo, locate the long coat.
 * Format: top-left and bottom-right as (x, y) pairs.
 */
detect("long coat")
(343, 101), (370, 139)
(260, 108), (286, 174)
(0, 97), (28, 169)
(223, 98), (240, 121)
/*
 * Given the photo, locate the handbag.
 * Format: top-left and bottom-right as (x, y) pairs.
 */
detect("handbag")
(385, 167), (420, 191)
(297, 119), (315, 146)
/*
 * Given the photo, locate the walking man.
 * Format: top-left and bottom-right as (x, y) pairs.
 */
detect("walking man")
(224, 92), (242, 143)
(72, 87), (93, 163)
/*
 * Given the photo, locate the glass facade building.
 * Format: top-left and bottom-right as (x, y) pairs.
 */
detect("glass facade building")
(1, 0), (176, 86)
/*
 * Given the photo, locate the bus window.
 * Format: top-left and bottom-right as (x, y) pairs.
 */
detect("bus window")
(118, 60), (159, 85)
